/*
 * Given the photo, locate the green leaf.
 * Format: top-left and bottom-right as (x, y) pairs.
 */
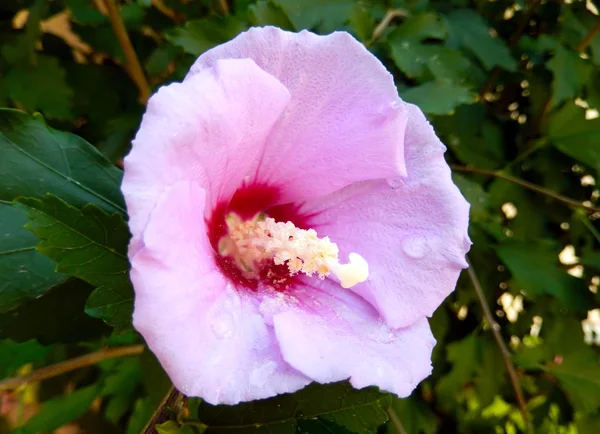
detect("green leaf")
(427, 48), (472, 84)
(0, 109), (125, 214)
(401, 81), (475, 115)
(166, 16), (247, 56)
(547, 103), (600, 172)
(65, 0), (108, 25)
(0, 339), (48, 377)
(348, 5), (374, 43)
(547, 44), (591, 105)
(249, 1), (295, 30)
(390, 43), (439, 79)
(388, 12), (446, 42)
(272, 0), (355, 33)
(444, 9), (517, 71)
(14, 195), (133, 332)
(15, 385), (101, 434)
(544, 348), (600, 413)
(5, 56), (74, 120)
(436, 334), (481, 405)
(576, 413), (600, 434)
(495, 240), (591, 311)
(127, 397), (155, 434)
(0, 201), (65, 312)
(0, 278), (108, 343)
(157, 421), (184, 434)
(452, 174), (489, 223)
(434, 105), (505, 169)
(390, 397), (437, 434)
(1, 0), (48, 65)
(194, 382), (390, 433)
(388, 13), (449, 79)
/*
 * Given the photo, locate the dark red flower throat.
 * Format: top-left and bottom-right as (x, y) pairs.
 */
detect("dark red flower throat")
(206, 184), (310, 292)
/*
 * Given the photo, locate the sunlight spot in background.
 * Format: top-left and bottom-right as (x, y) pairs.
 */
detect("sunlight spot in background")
(581, 175), (596, 186)
(568, 265), (584, 278)
(501, 202), (517, 219)
(558, 245), (584, 277)
(457, 305), (468, 320)
(510, 336), (520, 347)
(530, 316), (543, 337)
(590, 276), (599, 294)
(583, 309), (600, 345)
(499, 292), (523, 323)
(586, 108), (599, 119)
(559, 245), (578, 265)
(588, 0), (599, 15)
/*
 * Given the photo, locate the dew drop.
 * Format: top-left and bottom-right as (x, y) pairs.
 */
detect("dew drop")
(386, 178), (404, 189)
(402, 236), (430, 259)
(210, 308), (236, 339)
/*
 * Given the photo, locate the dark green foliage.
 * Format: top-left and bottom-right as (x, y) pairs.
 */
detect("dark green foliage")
(1, 0), (599, 433)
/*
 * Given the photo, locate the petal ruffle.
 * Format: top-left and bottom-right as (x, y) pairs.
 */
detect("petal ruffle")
(273, 278), (436, 397)
(122, 58), (291, 254)
(131, 181), (309, 404)
(187, 26), (407, 203)
(298, 103), (471, 328)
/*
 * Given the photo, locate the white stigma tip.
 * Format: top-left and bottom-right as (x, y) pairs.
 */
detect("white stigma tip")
(328, 253), (369, 289)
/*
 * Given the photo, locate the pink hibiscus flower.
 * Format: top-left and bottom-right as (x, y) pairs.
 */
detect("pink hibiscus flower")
(122, 26), (471, 405)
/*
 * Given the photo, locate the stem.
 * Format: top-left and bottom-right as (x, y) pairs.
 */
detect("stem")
(142, 386), (188, 434)
(466, 258), (531, 432)
(387, 408), (408, 434)
(451, 165), (600, 213)
(217, 0), (230, 15)
(151, 0), (184, 23)
(577, 18), (600, 53)
(102, 0), (151, 104)
(366, 9), (409, 47)
(0, 345), (144, 391)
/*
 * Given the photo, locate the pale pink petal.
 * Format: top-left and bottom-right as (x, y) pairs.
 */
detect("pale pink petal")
(273, 278), (436, 397)
(298, 103), (471, 329)
(187, 26), (407, 203)
(122, 58), (291, 254)
(131, 181), (310, 404)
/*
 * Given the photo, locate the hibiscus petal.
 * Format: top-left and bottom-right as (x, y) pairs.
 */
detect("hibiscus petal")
(273, 278), (435, 397)
(122, 58), (291, 254)
(131, 181), (309, 404)
(187, 26), (407, 203)
(298, 103), (471, 329)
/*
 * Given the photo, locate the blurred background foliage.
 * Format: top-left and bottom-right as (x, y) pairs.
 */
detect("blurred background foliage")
(1, 0), (600, 433)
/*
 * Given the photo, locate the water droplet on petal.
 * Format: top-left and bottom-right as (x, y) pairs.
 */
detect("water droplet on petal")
(402, 236), (430, 259)
(386, 178), (404, 189)
(210, 301), (237, 339)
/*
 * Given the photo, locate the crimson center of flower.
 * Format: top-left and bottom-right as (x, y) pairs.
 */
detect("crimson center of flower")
(207, 185), (368, 292)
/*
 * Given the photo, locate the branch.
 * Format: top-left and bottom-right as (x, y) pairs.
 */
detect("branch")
(366, 9), (408, 47)
(451, 165), (600, 213)
(142, 386), (188, 434)
(577, 18), (600, 53)
(151, 0), (185, 23)
(480, 0), (542, 97)
(466, 258), (531, 431)
(102, 0), (151, 104)
(0, 345), (144, 391)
